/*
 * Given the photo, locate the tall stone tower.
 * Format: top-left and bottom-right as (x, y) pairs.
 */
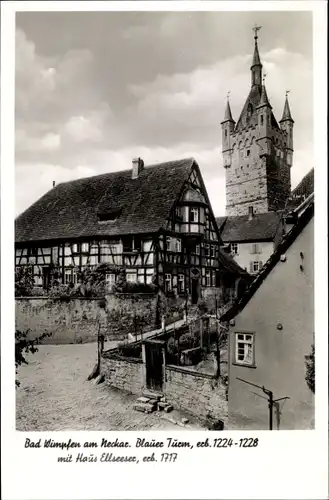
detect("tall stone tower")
(221, 27), (294, 216)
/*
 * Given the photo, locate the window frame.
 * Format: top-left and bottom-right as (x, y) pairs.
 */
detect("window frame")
(175, 238), (182, 253)
(231, 243), (239, 255)
(165, 273), (172, 293)
(234, 332), (256, 367)
(251, 261), (263, 273)
(189, 207), (199, 223)
(126, 272), (137, 283)
(177, 274), (185, 294)
(166, 236), (172, 252)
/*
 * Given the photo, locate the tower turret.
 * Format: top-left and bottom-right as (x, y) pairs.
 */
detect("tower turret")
(280, 92), (294, 167)
(221, 97), (235, 169)
(257, 84), (272, 156)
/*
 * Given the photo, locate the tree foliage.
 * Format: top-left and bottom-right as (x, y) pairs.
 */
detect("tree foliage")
(15, 265), (34, 296)
(15, 329), (52, 387)
(305, 343), (315, 394)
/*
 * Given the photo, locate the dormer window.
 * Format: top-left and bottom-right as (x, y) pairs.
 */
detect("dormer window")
(97, 208), (122, 222)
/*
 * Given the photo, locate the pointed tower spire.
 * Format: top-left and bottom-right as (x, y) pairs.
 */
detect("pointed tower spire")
(251, 25), (263, 87)
(221, 93), (235, 124)
(257, 83), (272, 109)
(280, 91), (294, 123)
(224, 97), (234, 122)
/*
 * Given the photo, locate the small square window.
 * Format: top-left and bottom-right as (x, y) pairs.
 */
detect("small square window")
(126, 273), (137, 283)
(231, 243), (239, 255)
(235, 333), (255, 366)
(250, 261), (263, 273)
(247, 150), (250, 156)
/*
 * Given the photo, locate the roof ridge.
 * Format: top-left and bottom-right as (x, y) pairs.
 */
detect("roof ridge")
(56, 157), (195, 188)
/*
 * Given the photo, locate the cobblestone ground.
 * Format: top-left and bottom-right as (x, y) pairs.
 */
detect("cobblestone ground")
(16, 343), (203, 431)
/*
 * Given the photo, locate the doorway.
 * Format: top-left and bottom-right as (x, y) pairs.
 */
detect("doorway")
(42, 267), (50, 290)
(191, 278), (199, 304)
(144, 340), (165, 392)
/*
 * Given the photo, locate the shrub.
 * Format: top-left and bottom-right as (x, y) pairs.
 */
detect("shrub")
(179, 331), (199, 350)
(79, 263), (124, 296)
(198, 299), (208, 314)
(48, 283), (81, 300)
(15, 266), (34, 296)
(113, 281), (157, 294)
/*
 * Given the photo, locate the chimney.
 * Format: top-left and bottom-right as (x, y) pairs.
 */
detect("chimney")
(53, 181), (56, 188)
(132, 157), (144, 179)
(248, 206), (254, 220)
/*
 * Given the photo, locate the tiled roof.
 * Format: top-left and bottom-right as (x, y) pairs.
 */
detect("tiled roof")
(15, 158), (195, 243)
(221, 201), (314, 321)
(216, 211), (283, 243)
(285, 168), (314, 212)
(292, 168), (314, 200)
(218, 251), (250, 277)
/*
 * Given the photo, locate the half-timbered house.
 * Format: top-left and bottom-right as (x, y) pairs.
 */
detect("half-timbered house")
(15, 157), (248, 304)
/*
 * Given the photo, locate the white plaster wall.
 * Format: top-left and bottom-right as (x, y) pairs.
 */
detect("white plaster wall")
(231, 241), (275, 273)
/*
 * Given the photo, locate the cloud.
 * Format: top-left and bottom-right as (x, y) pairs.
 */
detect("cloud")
(63, 102), (112, 143)
(15, 14), (313, 222)
(16, 129), (61, 153)
(15, 28), (94, 123)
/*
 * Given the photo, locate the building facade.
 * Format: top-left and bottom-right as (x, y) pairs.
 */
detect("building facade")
(221, 201), (314, 430)
(221, 29), (294, 216)
(217, 208), (285, 274)
(15, 158), (248, 305)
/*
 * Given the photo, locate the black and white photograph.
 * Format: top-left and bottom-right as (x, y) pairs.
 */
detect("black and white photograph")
(14, 9), (315, 431)
(1, 1), (328, 499)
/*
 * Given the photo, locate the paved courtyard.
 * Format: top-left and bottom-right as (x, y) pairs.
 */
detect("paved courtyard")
(16, 342), (202, 431)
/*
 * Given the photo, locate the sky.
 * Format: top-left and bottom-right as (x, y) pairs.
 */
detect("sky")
(15, 10), (313, 217)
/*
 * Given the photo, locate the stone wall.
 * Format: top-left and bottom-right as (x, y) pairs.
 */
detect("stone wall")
(101, 347), (228, 426)
(101, 353), (145, 395)
(164, 365), (228, 425)
(15, 293), (158, 344)
(15, 297), (104, 344)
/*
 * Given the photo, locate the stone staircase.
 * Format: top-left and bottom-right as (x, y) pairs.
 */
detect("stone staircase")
(133, 390), (173, 414)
